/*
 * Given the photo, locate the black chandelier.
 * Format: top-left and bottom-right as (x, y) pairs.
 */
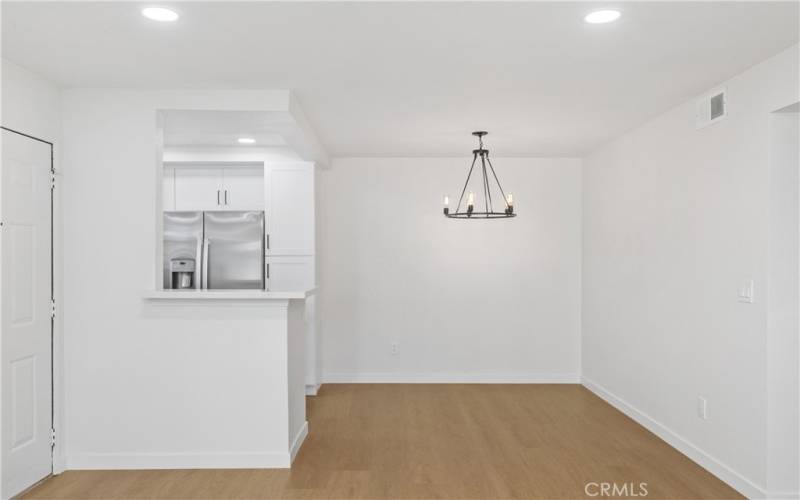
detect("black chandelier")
(443, 131), (515, 219)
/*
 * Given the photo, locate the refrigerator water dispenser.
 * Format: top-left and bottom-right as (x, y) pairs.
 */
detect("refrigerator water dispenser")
(170, 258), (196, 289)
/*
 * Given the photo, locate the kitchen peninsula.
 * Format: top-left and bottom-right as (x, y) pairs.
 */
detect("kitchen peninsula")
(135, 288), (315, 469)
(41, 91), (324, 473)
(109, 106), (318, 470)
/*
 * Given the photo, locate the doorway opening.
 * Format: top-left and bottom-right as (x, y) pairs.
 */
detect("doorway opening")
(767, 102), (800, 494)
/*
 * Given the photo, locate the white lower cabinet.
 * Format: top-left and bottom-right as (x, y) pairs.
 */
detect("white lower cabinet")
(266, 256), (314, 291)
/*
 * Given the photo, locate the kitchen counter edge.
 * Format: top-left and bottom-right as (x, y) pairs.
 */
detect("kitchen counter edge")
(143, 288), (317, 301)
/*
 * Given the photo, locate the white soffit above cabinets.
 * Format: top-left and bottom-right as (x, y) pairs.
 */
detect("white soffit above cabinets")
(2, 1), (798, 157)
(160, 92), (329, 166)
(161, 110), (311, 163)
(163, 110), (289, 148)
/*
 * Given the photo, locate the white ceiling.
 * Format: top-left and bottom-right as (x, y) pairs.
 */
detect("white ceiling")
(3, 2), (798, 157)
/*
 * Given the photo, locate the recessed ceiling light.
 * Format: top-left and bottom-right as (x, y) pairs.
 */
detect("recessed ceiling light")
(584, 9), (621, 24)
(238, 138), (256, 144)
(142, 7), (179, 22)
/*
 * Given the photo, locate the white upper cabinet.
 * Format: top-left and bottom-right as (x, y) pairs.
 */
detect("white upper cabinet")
(170, 163), (264, 212)
(266, 164), (314, 255)
(223, 166), (265, 211)
(174, 166), (223, 211)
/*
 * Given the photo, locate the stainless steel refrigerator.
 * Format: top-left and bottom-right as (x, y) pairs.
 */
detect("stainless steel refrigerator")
(163, 211), (265, 290)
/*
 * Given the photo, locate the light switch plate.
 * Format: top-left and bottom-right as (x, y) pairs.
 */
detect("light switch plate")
(738, 280), (755, 304)
(697, 396), (708, 420)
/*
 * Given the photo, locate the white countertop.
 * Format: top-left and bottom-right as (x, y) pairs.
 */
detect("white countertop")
(143, 288), (316, 300)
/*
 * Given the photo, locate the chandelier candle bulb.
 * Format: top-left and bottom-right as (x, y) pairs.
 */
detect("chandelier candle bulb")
(506, 193), (514, 214)
(443, 195), (450, 215)
(467, 192), (475, 215)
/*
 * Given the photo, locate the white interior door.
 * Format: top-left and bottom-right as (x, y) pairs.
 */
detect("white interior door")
(1, 129), (53, 498)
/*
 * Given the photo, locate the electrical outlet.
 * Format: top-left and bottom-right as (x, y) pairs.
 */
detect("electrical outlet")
(391, 342), (399, 355)
(697, 396), (708, 420)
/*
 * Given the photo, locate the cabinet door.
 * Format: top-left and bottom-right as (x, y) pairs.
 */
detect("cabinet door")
(266, 165), (314, 255)
(266, 256), (314, 291)
(174, 167), (223, 211)
(222, 166), (264, 211)
(163, 167), (175, 211)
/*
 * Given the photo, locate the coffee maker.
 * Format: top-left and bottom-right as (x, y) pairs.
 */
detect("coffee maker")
(169, 258), (195, 289)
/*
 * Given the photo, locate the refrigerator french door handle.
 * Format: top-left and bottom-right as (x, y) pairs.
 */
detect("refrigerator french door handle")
(224, 190), (228, 205)
(195, 237), (203, 290)
(202, 238), (210, 289)
(217, 190), (221, 205)
(262, 214), (267, 290)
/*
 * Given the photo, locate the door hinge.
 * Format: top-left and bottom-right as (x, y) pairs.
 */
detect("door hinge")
(50, 171), (56, 189)
(50, 300), (56, 319)
(50, 428), (56, 447)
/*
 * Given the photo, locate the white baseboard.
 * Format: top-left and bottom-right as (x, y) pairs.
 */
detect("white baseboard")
(66, 424), (311, 471)
(765, 491), (800, 500)
(305, 383), (321, 396)
(290, 421), (309, 463)
(582, 376), (771, 499)
(323, 372), (580, 384)
(65, 450), (291, 470)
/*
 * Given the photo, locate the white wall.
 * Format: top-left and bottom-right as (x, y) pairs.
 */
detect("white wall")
(319, 157), (582, 382)
(582, 44), (799, 498)
(59, 89), (306, 468)
(1, 59), (60, 143)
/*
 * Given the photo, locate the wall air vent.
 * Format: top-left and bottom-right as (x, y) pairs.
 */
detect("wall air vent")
(696, 87), (727, 129)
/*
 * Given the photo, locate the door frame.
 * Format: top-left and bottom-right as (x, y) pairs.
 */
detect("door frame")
(0, 126), (58, 483)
